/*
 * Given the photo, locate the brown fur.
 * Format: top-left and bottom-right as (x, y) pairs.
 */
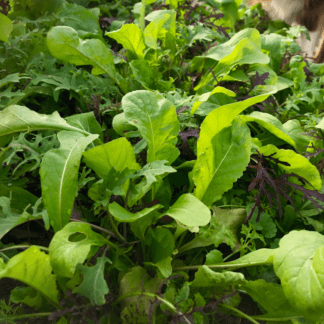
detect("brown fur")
(247, 0), (324, 63)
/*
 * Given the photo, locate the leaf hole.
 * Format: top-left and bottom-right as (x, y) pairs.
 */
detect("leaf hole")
(68, 232), (87, 242)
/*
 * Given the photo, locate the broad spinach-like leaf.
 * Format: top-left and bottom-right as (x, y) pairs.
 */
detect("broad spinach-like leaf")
(122, 90), (180, 165)
(178, 207), (246, 253)
(49, 222), (108, 278)
(0, 246), (61, 309)
(47, 26), (128, 94)
(225, 230), (324, 321)
(240, 111), (296, 147)
(191, 86), (236, 114)
(0, 105), (93, 139)
(109, 202), (162, 223)
(0, 13), (13, 43)
(193, 118), (251, 207)
(65, 112), (104, 142)
(106, 24), (146, 60)
(55, 2), (101, 37)
(258, 144), (322, 190)
(82, 137), (140, 181)
(272, 230), (324, 322)
(40, 131), (98, 232)
(129, 59), (154, 90)
(163, 193), (211, 228)
(145, 227), (175, 263)
(83, 137), (140, 200)
(241, 280), (302, 318)
(119, 266), (163, 316)
(196, 94), (272, 158)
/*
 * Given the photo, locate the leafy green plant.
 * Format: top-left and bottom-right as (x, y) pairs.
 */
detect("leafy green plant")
(1, 0), (324, 323)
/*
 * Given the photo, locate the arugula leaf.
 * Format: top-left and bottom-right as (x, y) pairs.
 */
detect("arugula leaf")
(127, 160), (176, 206)
(73, 257), (110, 306)
(40, 131), (98, 232)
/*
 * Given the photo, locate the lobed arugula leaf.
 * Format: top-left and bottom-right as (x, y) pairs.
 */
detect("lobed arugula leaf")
(73, 256), (111, 306)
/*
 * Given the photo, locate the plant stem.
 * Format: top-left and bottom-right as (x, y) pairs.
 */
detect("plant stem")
(220, 304), (260, 324)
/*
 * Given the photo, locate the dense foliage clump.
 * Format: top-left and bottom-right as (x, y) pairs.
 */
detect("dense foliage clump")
(1, 0), (324, 323)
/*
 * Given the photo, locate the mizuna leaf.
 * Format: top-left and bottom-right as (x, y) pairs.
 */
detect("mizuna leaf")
(47, 26), (128, 93)
(0, 13), (13, 43)
(272, 230), (324, 322)
(122, 90), (180, 164)
(49, 222), (108, 278)
(193, 118), (251, 207)
(258, 144), (322, 190)
(127, 160), (176, 207)
(240, 111), (296, 147)
(0, 246), (61, 309)
(0, 105), (91, 139)
(40, 131), (98, 232)
(106, 24), (146, 60)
